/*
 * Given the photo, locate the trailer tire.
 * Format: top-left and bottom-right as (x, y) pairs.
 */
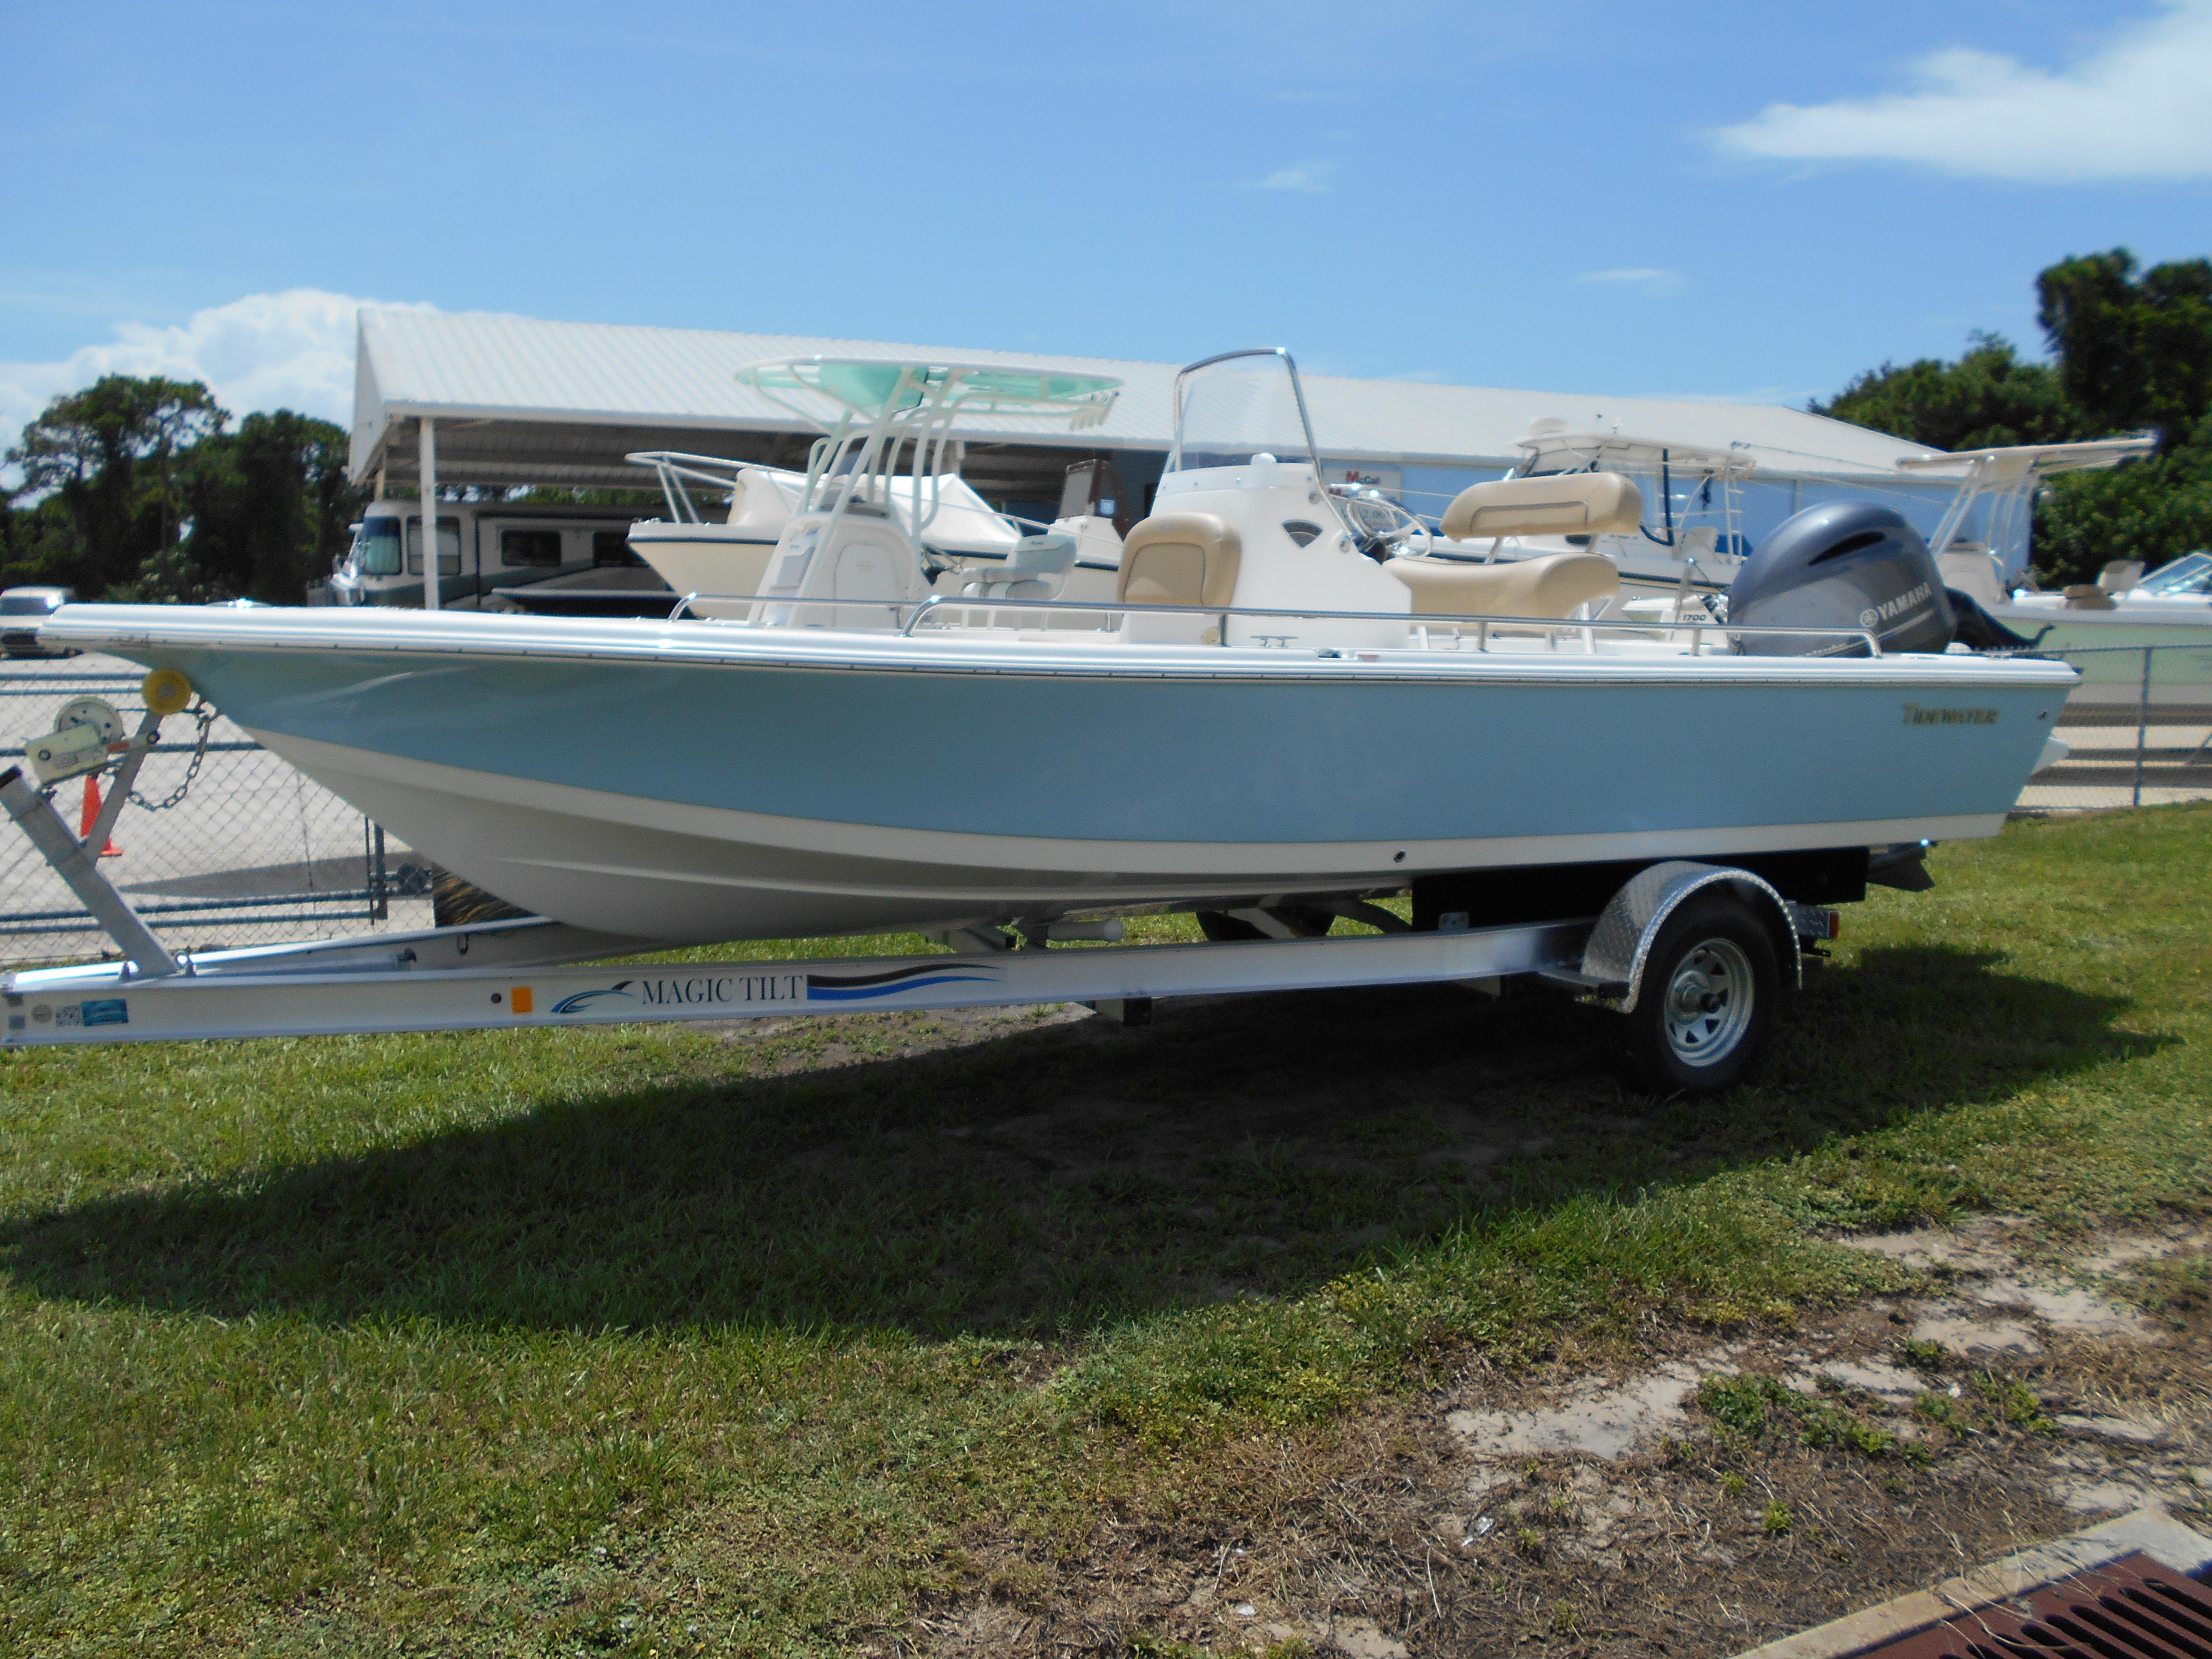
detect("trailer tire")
(1614, 894), (1778, 1095)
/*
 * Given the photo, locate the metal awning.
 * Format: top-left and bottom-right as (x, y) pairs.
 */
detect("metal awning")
(351, 308), (1956, 491)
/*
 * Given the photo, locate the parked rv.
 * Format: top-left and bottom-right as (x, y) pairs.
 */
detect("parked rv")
(320, 500), (672, 609)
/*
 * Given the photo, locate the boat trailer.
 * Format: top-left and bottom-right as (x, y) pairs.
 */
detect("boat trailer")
(0, 675), (1838, 1093)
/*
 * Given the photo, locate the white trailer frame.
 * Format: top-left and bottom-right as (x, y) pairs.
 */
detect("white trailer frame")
(1, 913), (1601, 1047)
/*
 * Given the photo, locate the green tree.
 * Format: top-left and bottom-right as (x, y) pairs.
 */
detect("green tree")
(1810, 332), (2082, 452)
(2030, 249), (2212, 583)
(4, 378), (363, 602)
(2034, 410), (2212, 586)
(2037, 249), (2212, 449)
(3, 376), (225, 592)
(113, 540), (220, 604)
(179, 411), (363, 602)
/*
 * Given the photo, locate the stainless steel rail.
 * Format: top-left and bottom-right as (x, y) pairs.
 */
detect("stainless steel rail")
(663, 591), (1884, 656)
(900, 595), (1884, 656)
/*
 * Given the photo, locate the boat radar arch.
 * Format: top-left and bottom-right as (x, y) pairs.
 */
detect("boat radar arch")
(1515, 427), (1756, 481)
(1896, 434), (2158, 560)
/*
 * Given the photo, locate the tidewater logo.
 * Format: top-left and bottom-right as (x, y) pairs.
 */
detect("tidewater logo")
(1901, 703), (1999, 726)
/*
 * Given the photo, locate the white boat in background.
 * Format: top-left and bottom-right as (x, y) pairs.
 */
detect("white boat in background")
(622, 452), (806, 602)
(622, 360), (1127, 619)
(1901, 437), (2212, 705)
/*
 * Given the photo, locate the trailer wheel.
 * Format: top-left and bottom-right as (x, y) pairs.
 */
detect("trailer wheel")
(1614, 894), (1778, 1095)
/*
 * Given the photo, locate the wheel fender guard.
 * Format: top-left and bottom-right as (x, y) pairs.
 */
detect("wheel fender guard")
(1557, 861), (1802, 1014)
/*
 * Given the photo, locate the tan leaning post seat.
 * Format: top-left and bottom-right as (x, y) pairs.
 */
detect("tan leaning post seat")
(1117, 513), (1241, 608)
(1385, 551), (1620, 620)
(1439, 472), (1644, 541)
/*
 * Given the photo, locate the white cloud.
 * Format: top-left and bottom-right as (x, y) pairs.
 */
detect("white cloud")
(1712, 0), (2212, 182)
(1574, 267), (1684, 291)
(1251, 161), (1334, 193)
(0, 289), (434, 452)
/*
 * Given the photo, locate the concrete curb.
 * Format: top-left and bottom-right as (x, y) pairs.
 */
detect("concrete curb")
(1732, 1507), (2212, 1659)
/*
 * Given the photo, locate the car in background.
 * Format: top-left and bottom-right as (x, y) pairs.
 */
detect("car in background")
(0, 587), (80, 658)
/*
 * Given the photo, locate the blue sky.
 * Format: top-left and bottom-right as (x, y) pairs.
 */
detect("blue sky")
(3, 0), (2209, 441)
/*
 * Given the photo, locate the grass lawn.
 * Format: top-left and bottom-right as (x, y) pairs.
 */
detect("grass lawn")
(1, 805), (2208, 1654)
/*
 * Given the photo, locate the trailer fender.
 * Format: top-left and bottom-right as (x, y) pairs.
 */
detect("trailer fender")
(1545, 861), (1802, 1014)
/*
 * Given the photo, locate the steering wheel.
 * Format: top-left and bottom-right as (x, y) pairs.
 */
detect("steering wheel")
(1392, 502), (1433, 559)
(1336, 489), (1431, 559)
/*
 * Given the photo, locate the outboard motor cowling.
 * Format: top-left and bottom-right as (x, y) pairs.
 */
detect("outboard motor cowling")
(1726, 502), (1955, 656)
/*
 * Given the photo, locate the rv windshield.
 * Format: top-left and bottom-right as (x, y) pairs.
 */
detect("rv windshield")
(2138, 552), (2212, 596)
(353, 516), (404, 577)
(1170, 349), (1322, 473)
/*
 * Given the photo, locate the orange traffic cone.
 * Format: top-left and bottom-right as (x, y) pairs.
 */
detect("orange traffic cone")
(79, 776), (122, 857)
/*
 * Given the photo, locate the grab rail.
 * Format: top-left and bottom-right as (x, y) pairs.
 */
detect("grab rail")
(626, 451), (751, 525)
(895, 594), (1885, 656)
(661, 590), (1882, 654)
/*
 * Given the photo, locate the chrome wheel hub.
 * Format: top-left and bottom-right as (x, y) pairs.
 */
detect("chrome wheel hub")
(1661, 938), (1754, 1066)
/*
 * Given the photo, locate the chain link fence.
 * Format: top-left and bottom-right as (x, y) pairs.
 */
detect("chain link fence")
(0, 653), (434, 965)
(2015, 643), (2212, 813)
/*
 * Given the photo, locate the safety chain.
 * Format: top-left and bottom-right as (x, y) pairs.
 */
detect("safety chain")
(128, 702), (215, 812)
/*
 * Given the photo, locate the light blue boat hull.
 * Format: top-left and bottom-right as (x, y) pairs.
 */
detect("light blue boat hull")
(46, 607), (2077, 943)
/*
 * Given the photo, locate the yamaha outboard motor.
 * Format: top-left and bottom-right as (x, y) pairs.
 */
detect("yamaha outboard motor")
(1726, 502), (1955, 657)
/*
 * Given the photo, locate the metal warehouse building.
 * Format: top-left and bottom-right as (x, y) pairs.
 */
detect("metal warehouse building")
(349, 308), (1992, 559)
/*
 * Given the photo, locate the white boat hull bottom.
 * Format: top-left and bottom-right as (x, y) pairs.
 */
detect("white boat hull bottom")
(258, 729), (1999, 945)
(629, 530), (778, 605)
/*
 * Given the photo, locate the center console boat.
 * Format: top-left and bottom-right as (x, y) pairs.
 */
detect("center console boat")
(36, 349), (2074, 955)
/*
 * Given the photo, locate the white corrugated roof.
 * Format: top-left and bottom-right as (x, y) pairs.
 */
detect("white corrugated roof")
(353, 307), (1945, 483)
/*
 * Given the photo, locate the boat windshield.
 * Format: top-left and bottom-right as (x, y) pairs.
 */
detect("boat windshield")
(1169, 349), (1323, 473)
(2138, 551), (2212, 596)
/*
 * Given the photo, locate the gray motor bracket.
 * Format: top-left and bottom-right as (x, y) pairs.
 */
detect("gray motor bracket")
(1538, 860), (1820, 1014)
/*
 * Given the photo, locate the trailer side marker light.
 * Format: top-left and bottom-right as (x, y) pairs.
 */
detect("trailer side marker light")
(510, 986), (533, 1015)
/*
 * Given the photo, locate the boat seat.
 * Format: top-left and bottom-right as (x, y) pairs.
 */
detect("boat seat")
(1383, 551), (1620, 620)
(1937, 549), (2008, 609)
(963, 532), (1076, 601)
(1440, 472), (1644, 540)
(1117, 513), (1240, 609)
(2062, 585), (2117, 611)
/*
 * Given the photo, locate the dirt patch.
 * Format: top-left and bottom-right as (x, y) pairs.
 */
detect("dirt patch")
(917, 1218), (2212, 1657)
(1445, 1360), (1726, 1460)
